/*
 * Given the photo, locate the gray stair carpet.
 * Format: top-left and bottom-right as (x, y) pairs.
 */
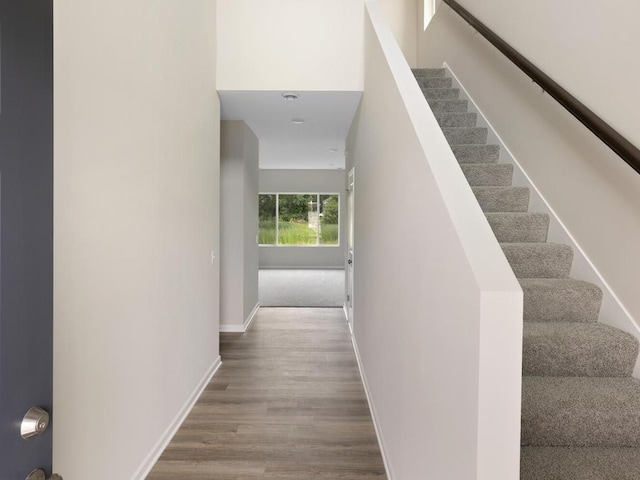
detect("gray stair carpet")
(413, 68), (640, 479)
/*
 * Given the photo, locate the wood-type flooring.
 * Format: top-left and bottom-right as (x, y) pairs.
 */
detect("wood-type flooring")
(147, 307), (387, 479)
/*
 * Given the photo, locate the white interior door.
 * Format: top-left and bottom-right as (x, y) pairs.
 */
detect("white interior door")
(347, 168), (355, 329)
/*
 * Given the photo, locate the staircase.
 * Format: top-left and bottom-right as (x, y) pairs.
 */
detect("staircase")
(414, 68), (640, 479)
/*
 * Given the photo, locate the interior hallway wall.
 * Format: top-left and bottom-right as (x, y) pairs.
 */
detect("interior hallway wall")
(259, 169), (346, 268)
(220, 121), (260, 329)
(53, 1), (220, 478)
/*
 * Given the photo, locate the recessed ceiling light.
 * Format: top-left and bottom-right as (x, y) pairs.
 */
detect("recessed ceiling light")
(291, 118), (305, 125)
(329, 163), (335, 166)
(281, 93), (299, 101)
(328, 148), (339, 153)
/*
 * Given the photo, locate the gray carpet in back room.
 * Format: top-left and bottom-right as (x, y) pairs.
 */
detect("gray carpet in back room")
(259, 269), (345, 307)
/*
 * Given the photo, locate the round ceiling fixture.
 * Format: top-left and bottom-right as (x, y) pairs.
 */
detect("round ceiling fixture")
(328, 148), (339, 153)
(281, 93), (299, 101)
(291, 118), (305, 125)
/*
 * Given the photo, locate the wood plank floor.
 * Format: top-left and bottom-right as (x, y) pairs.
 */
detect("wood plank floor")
(147, 307), (387, 479)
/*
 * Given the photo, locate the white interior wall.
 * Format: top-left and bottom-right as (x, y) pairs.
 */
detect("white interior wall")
(243, 126), (260, 321)
(378, 0), (419, 66)
(216, 0), (419, 92)
(453, 0), (640, 148)
(259, 169), (346, 268)
(53, 1), (220, 478)
(220, 121), (260, 329)
(346, 5), (522, 478)
(419, 5), (640, 330)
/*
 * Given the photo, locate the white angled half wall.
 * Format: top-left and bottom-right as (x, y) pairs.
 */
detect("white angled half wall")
(53, 1), (220, 478)
(220, 121), (260, 331)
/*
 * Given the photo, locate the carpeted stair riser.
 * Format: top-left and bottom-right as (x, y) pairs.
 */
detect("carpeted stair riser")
(443, 127), (488, 145)
(427, 99), (469, 113)
(422, 88), (460, 100)
(416, 77), (452, 89)
(412, 68), (446, 78)
(435, 112), (478, 128)
(472, 186), (530, 212)
(524, 323), (639, 377)
(521, 446), (640, 480)
(486, 213), (549, 243)
(501, 243), (573, 278)
(520, 279), (603, 323)
(461, 164), (513, 186)
(452, 144), (500, 163)
(522, 377), (640, 447)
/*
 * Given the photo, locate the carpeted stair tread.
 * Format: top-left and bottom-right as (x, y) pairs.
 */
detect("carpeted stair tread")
(434, 112), (478, 128)
(521, 446), (640, 480)
(412, 68), (446, 78)
(522, 376), (640, 447)
(416, 77), (452, 89)
(422, 87), (460, 100)
(486, 212), (549, 243)
(460, 163), (513, 186)
(520, 278), (603, 323)
(442, 127), (488, 145)
(427, 98), (469, 113)
(523, 323), (639, 377)
(501, 243), (573, 278)
(472, 186), (530, 212)
(452, 144), (500, 163)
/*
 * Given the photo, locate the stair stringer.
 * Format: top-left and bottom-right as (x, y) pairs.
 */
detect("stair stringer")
(443, 62), (640, 378)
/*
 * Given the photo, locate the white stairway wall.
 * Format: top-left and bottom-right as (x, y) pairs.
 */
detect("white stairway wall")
(419, 4), (640, 337)
(346, 4), (522, 479)
(53, 1), (220, 478)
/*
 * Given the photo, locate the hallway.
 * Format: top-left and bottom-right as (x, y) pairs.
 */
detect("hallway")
(147, 308), (386, 479)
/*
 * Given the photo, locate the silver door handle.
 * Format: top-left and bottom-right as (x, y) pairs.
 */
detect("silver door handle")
(21, 407), (50, 439)
(26, 470), (62, 480)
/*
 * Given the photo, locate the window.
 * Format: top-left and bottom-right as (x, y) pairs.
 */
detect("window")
(258, 193), (340, 246)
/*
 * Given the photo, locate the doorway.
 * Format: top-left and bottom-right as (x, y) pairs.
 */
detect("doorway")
(346, 168), (355, 329)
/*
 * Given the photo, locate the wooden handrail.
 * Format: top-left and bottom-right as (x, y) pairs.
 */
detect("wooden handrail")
(442, 0), (640, 175)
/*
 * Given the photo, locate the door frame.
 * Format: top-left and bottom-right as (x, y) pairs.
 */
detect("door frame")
(346, 168), (355, 331)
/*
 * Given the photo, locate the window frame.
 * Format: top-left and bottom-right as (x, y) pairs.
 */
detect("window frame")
(258, 192), (341, 247)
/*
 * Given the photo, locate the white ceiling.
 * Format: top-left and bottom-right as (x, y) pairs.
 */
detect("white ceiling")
(219, 91), (362, 170)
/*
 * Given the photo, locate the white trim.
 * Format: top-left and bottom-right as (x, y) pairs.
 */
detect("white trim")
(444, 62), (640, 377)
(350, 334), (394, 480)
(243, 302), (261, 332)
(342, 302), (353, 336)
(258, 265), (345, 270)
(219, 303), (261, 333)
(132, 355), (222, 479)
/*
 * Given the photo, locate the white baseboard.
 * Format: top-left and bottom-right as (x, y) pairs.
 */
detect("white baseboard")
(219, 303), (261, 333)
(243, 302), (261, 331)
(132, 355), (222, 479)
(259, 266), (345, 270)
(350, 335), (394, 480)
